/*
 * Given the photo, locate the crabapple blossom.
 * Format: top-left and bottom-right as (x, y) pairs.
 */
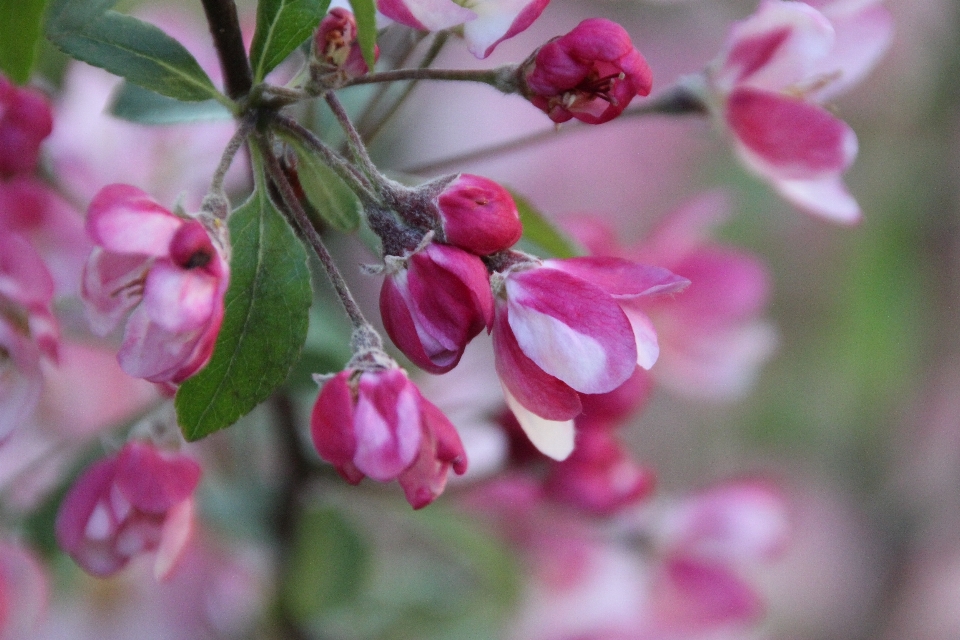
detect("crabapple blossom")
(380, 242), (494, 374)
(310, 367), (468, 508)
(706, 0), (893, 223)
(313, 8), (377, 80)
(377, 0), (549, 59)
(520, 18), (653, 125)
(0, 76), (52, 177)
(436, 174), (522, 256)
(491, 256), (687, 458)
(81, 184), (229, 384)
(55, 441), (201, 578)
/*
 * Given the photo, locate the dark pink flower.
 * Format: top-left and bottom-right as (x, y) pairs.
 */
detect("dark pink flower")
(380, 242), (493, 374)
(378, 0), (548, 59)
(522, 19), (653, 125)
(55, 441), (201, 578)
(436, 174), (522, 256)
(0, 76), (52, 177)
(314, 8), (377, 78)
(492, 257), (687, 459)
(81, 184), (229, 384)
(310, 368), (467, 509)
(708, 0), (892, 223)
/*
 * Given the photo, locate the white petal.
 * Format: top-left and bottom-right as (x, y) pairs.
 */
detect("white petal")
(503, 386), (575, 461)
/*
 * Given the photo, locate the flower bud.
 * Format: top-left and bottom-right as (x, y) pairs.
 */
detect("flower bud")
(0, 75), (53, 176)
(55, 441), (201, 578)
(436, 174), (522, 256)
(313, 8), (377, 78)
(380, 243), (494, 374)
(521, 18), (653, 125)
(310, 368), (467, 509)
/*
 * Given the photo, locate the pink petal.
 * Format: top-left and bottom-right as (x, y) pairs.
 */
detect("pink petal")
(54, 457), (124, 574)
(0, 319), (43, 443)
(86, 184), (182, 256)
(543, 256), (690, 299)
(492, 305), (581, 421)
(0, 233), (54, 310)
(727, 88), (858, 179)
(668, 248), (772, 326)
(376, 0), (476, 32)
(502, 386), (575, 461)
(310, 371), (362, 483)
(621, 304), (660, 370)
(113, 442), (202, 514)
(142, 260), (218, 333)
(116, 303), (205, 383)
(0, 542), (48, 639)
(633, 191), (731, 268)
(716, 0), (834, 92)
(352, 370), (423, 481)
(660, 556), (764, 626)
(506, 267), (637, 394)
(81, 248), (150, 336)
(381, 276), (461, 373)
(773, 173), (861, 224)
(397, 399), (467, 509)
(153, 498), (195, 580)
(463, 0), (550, 59)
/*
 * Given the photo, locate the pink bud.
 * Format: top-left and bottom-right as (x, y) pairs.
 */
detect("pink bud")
(81, 184), (230, 384)
(55, 441), (201, 578)
(522, 19), (653, 125)
(436, 174), (522, 256)
(0, 76), (53, 177)
(314, 8), (377, 77)
(310, 368), (467, 509)
(380, 243), (494, 374)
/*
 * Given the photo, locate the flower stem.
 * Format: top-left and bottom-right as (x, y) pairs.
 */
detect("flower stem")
(210, 113), (256, 196)
(324, 92), (382, 183)
(199, 0), (252, 100)
(340, 65), (519, 93)
(255, 134), (375, 335)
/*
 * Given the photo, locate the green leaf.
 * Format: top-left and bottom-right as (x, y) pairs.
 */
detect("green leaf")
(0, 0), (50, 84)
(175, 185), (312, 441)
(348, 0), (377, 71)
(46, 0), (224, 103)
(250, 0), (330, 83)
(290, 140), (362, 232)
(510, 189), (583, 259)
(110, 81), (232, 124)
(284, 506), (370, 622)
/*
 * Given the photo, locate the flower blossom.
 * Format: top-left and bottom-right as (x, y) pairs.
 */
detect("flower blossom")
(706, 0), (893, 223)
(313, 8), (378, 80)
(380, 242), (494, 374)
(435, 174), (522, 256)
(55, 441), (202, 578)
(81, 184), (229, 384)
(491, 256), (687, 459)
(521, 18), (653, 125)
(377, 0), (549, 59)
(311, 367), (468, 508)
(0, 76), (52, 177)
(0, 541), (47, 639)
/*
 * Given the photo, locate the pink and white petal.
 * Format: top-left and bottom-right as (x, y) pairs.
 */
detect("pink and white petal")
(773, 173), (861, 224)
(353, 371), (423, 481)
(381, 276), (461, 373)
(142, 260), (217, 333)
(377, 0), (476, 32)
(543, 257), (690, 299)
(54, 457), (120, 558)
(656, 556), (765, 627)
(716, 0), (834, 92)
(463, 0), (550, 59)
(86, 184), (182, 256)
(0, 320), (43, 443)
(116, 304), (203, 382)
(81, 248), (150, 336)
(114, 443), (202, 514)
(502, 386), (575, 461)
(154, 498), (195, 580)
(621, 305), (660, 370)
(728, 88), (858, 180)
(492, 306), (582, 421)
(808, 1), (894, 101)
(506, 268), (637, 394)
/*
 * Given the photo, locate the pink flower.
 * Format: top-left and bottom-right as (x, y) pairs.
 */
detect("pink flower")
(491, 256), (687, 459)
(0, 541), (47, 639)
(707, 0), (892, 223)
(310, 368), (468, 509)
(0, 76), (52, 177)
(380, 242), (494, 374)
(0, 233), (58, 443)
(314, 8), (377, 78)
(55, 441), (201, 578)
(81, 184), (229, 384)
(377, 0), (549, 59)
(521, 19), (654, 125)
(436, 174), (522, 256)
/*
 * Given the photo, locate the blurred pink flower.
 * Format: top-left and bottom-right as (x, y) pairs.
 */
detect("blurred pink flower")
(0, 540), (48, 640)
(0, 75), (52, 177)
(706, 0), (893, 223)
(55, 441), (201, 579)
(378, 0), (549, 58)
(81, 184), (229, 384)
(310, 367), (468, 508)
